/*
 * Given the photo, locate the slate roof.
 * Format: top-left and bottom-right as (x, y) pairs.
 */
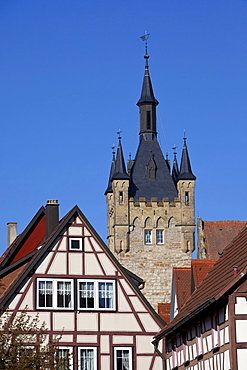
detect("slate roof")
(153, 224), (247, 342)
(177, 138), (196, 181)
(137, 56), (158, 106)
(129, 137), (178, 201)
(202, 220), (247, 260)
(172, 152), (179, 184)
(111, 138), (129, 180)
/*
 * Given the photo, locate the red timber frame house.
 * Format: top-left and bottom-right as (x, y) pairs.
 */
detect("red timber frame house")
(0, 200), (165, 370)
(153, 223), (247, 370)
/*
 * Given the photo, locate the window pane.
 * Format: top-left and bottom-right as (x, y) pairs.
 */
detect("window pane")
(144, 230), (152, 244)
(156, 230), (164, 244)
(56, 349), (71, 370)
(57, 281), (72, 308)
(116, 349), (130, 370)
(98, 282), (113, 308)
(80, 349), (95, 370)
(79, 282), (94, 308)
(38, 280), (53, 307)
(71, 239), (80, 249)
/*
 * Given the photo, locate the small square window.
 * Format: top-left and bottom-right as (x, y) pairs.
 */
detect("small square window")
(69, 238), (83, 251)
(144, 230), (152, 244)
(156, 230), (164, 244)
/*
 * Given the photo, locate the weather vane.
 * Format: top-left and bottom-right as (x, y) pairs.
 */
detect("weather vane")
(140, 31), (150, 55)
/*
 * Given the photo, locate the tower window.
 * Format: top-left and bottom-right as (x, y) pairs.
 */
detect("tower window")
(119, 191), (123, 204)
(156, 230), (164, 244)
(146, 111), (151, 130)
(185, 192), (189, 205)
(144, 230), (152, 244)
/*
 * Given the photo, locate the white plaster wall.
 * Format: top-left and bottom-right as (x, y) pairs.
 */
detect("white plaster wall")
(129, 296), (147, 312)
(137, 356), (152, 370)
(53, 312), (74, 331)
(77, 335), (97, 343)
(35, 253), (53, 274)
(90, 238), (102, 252)
(57, 238), (67, 251)
(68, 226), (83, 236)
(117, 287), (132, 312)
(77, 313), (98, 331)
(84, 238), (93, 252)
(101, 356), (110, 369)
(235, 297), (247, 314)
(48, 253), (66, 274)
(100, 335), (109, 353)
(237, 349), (247, 370)
(112, 336), (133, 344)
(69, 253), (82, 274)
(98, 253), (116, 275)
(119, 279), (134, 295)
(138, 313), (160, 332)
(100, 313), (141, 331)
(136, 335), (154, 353)
(85, 253), (103, 275)
(236, 319), (247, 342)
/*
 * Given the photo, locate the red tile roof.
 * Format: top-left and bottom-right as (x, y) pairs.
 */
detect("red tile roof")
(191, 259), (216, 290)
(173, 267), (191, 311)
(154, 224), (247, 341)
(203, 221), (246, 259)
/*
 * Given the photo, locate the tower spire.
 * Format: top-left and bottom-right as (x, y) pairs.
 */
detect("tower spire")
(172, 146), (179, 183)
(177, 136), (196, 180)
(137, 33), (159, 139)
(112, 131), (129, 180)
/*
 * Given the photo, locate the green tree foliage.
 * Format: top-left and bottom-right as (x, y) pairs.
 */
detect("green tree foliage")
(0, 309), (69, 369)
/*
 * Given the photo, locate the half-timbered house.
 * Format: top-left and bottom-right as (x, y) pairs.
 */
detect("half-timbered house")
(153, 224), (247, 370)
(0, 200), (165, 370)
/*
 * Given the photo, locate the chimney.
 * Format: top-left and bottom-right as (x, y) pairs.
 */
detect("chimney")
(45, 200), (59, 238)
(7, 222), (17, 247)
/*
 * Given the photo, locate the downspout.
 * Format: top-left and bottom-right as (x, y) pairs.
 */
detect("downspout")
(153, 340), (166, 370)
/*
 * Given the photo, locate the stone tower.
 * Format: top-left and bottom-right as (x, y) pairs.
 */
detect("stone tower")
(105, 51), (196, 310)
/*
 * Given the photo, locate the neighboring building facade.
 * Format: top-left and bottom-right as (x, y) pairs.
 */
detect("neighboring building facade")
(197, 218), (247, 259)
(153, 224), (247, 370)
(105, 52), (196, 310)
(0, 200), (165, 370)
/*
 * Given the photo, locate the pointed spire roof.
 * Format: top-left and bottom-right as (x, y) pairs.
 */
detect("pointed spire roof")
(104, 147), (116, 194)
(112, 134), (129, 180)
(177, 137), (196, 180)
(172, 147), (179, 183)
(137, 55), (159, 106)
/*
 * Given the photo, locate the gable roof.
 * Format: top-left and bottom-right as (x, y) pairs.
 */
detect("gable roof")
(200, 220), (247, 259)
(0, 207), (46, 269)
(153, 224), (247, 342)
(0, 205), (164, 325)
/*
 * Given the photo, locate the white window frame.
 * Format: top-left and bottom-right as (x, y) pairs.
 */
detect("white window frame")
(114, 347), (132, 370)
(144, 230), (152, 244)
(37, 278), (74, 310)
(56, 346), (73, 369)
(78, 347), (97, 370)
(77, 279), (116, 311)
(156, 229), (164, 244)
(69, 237), (83, 251)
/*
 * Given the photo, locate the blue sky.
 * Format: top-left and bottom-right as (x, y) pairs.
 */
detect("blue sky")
(1, 0), (247, 254)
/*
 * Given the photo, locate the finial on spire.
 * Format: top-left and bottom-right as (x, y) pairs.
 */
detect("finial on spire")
(183, 129), (187, 141)
(172, 145), (178, 154)
(140, 31), (150, 57)
(117, 130), (122, 141)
